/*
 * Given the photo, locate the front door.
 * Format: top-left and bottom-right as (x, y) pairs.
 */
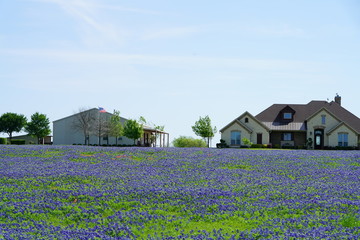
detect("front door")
(257, 133), (262, 144)
(314, 129), (324, 149)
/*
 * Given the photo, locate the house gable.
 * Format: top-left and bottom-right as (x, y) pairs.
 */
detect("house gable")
(327, 122), (358, 136)
(326, 122), (359, 147)
(220, 112), (270, 146)
(306, 108), (341, 132)
(277, 105), (296, 122)
(220, 111), (269, 133)
(306, 107), (341, 124)
(220, 119), (253, 134)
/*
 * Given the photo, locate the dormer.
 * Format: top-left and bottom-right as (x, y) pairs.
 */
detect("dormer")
(279, 105), (296, 122)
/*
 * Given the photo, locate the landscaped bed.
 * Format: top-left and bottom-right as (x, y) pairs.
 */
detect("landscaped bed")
(1, 145), (360, 239)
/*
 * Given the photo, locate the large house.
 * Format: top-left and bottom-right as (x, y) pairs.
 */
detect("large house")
(53, 108), (169, 147)
(220, 95), (360, 149)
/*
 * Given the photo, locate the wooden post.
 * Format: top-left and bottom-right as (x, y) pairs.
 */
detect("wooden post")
(155, 130), (157, 147)
(160, 133), (162, 147)
(167, 133), (169, 147)
(163, 133), (165, 148)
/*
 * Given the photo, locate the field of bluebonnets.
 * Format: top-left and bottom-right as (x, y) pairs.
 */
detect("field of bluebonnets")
(1, 145), (360, 239)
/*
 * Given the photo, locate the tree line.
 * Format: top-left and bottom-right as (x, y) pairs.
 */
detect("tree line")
(0, 109), (217, 147)
(0, 112), (51, 144)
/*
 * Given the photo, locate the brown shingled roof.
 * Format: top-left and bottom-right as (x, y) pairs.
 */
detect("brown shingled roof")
(255, 100), (360, 133)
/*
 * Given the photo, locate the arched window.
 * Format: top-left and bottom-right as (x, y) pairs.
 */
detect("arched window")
(231, 131), (241, 145)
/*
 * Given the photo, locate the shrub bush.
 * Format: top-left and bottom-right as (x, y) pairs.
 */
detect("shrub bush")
(173, 136), (207, 148)
(323, 146), (359, 150)
(250, 144), (265, 148)
(242, 138), (252, 147)
(0, 138), (7, 144)
(216, 139), (229, 148)
(10, 139), (26, 145)
(282, 145), (297, 149)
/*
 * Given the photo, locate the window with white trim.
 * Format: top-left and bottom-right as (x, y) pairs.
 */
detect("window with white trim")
(231, 131), (241, 145)
(338, 133), (348, 147)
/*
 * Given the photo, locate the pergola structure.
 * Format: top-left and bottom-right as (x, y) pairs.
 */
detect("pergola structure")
(142, 126), (169, 147)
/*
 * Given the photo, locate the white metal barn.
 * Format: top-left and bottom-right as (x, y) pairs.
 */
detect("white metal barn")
(53, 108), (169, 147)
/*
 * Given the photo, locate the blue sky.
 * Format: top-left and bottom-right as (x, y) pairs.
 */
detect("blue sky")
(1, 0), (360, 145)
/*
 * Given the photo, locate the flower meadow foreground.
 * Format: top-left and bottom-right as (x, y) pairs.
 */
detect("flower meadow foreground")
(1, 146), (360, 239)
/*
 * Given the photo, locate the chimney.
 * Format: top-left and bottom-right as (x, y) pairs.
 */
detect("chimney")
(334, 94), (341, 106)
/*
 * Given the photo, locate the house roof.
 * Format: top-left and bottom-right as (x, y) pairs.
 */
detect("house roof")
(53, 108), (168, 134)
(52, 108), (115, 123)
(219, 119), (253, 133)
(143, 125), (167, 134)
(262, 122), (306, 131)
(255, 100), (360, 133)
(219, 111), (269, 133)
(326, 122), (358, 135)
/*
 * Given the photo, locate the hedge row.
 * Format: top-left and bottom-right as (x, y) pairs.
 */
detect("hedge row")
(10, 139), (26, 145)
(0, 138), (7, 144)
(0, 138), (27, 145)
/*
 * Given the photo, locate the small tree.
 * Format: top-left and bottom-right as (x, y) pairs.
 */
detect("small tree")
(123, 119), (143, 145)
(93, 109), (111, 145)
(109, 110), (123, 145)
(0, 112), (27, 141)
(242, 137), (252, 147)
(72, 107), (96, 145)
(25, 112), (51, 144)
(191, 115), (217, 148)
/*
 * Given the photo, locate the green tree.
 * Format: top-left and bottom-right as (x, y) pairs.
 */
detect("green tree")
(109, 110), (123, 145)
(173, 136), (207, 148)
(139, 116), (147, 125)
(25, 112), (51, 144)
(191, 115), (217, 148)
(0, 112), (27, 141)
(123, 119), (143, 145)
